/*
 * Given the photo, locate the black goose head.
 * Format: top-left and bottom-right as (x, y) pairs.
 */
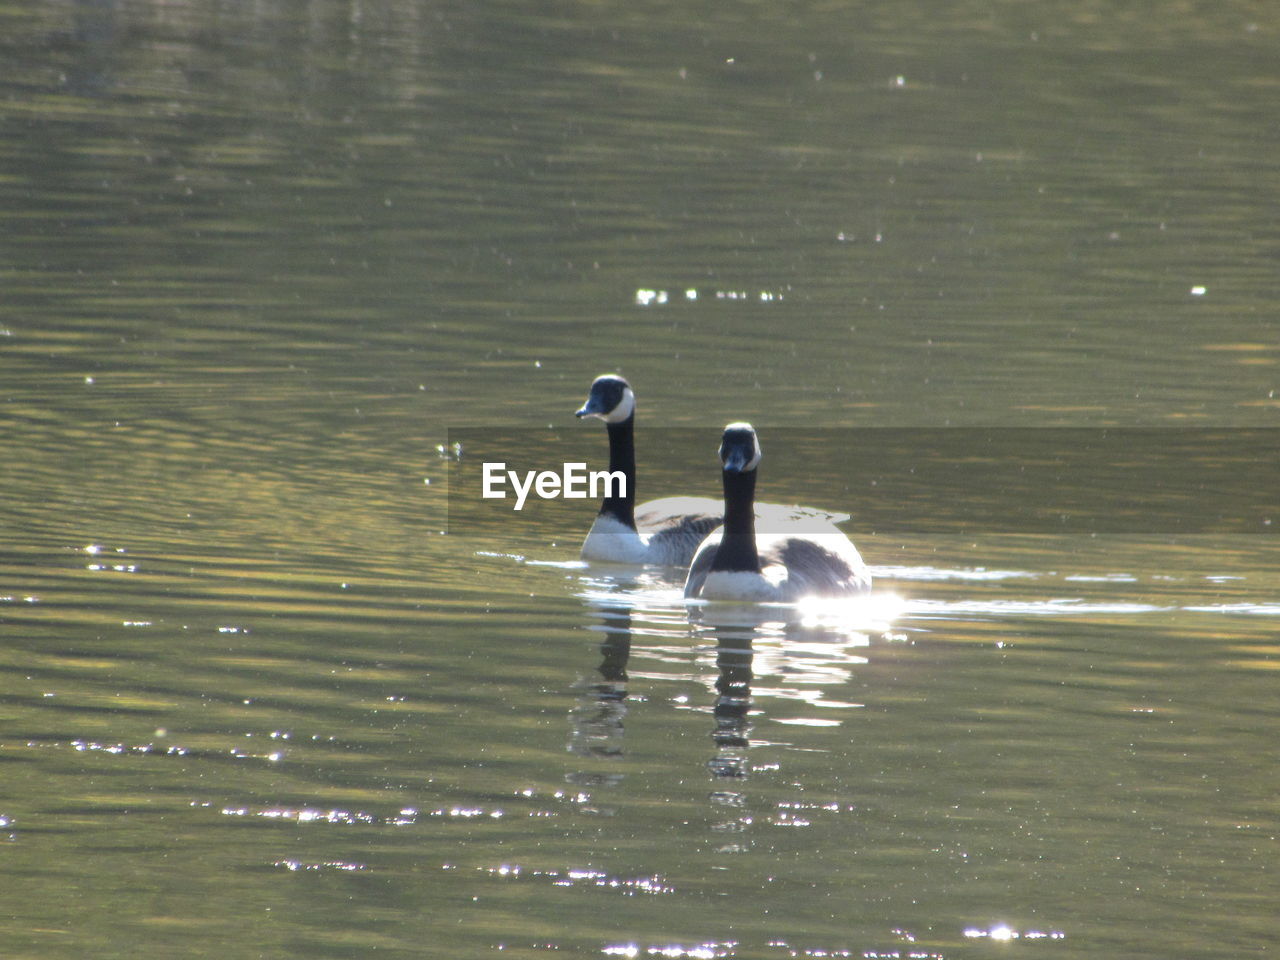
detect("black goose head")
(718, 422), (762, 474)
(575, 374), (636, 424)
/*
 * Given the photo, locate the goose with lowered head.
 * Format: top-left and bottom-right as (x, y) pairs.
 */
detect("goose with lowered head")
(684, 423), (871, 602)
(574, 374), (722, 566)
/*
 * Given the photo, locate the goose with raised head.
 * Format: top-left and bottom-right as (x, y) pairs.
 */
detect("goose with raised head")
(575, 374), (723, 566)
(684, 423), (871, 602)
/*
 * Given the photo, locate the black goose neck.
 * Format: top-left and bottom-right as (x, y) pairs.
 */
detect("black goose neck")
(711, 468), (760, 572)
(601, 415), (637, 528)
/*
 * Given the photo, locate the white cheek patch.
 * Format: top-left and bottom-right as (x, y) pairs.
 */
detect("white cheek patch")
(743, 435), (762, 471)
(604, 387), (635, 423)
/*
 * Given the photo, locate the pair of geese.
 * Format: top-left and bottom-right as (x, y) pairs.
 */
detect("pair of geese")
(575, 374), (871, 603)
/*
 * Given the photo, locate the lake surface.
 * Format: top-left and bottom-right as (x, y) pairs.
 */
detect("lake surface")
(2, 1), (1278, 958)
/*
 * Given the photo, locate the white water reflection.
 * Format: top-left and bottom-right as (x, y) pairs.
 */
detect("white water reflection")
(963, 923), (1067, 942)
(871, 564), (1042, 582)
(908, 597), (1174, 617)
(1184, 603), (1280, 616)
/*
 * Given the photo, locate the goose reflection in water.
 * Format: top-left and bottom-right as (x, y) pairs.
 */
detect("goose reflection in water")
(705, 623), (755, 780)
(569, 578), (899, 786)
(686, 603), (879, 783)
(568, 592), (768, 781)
(566, 600), (633, 765)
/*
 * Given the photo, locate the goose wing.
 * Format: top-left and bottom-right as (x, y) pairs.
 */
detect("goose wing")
(634, 497), (724, 567)
(754, 501), (851, 529)
(761, 533), (872, 598)
(633, 497), (722, 532)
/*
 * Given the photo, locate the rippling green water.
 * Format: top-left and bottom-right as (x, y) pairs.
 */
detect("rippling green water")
(3, 1), (1278, 958)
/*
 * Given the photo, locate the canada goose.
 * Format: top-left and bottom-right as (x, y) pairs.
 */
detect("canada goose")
(684, 423), (872, 602)
(575, 374), (723, 566)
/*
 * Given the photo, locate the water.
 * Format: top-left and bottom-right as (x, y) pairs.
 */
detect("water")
(2, 1), (1279, 957)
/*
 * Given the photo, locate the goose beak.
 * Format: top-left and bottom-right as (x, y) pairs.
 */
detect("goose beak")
(721, 446), (752, 473)
(575, 396), (605, 419)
